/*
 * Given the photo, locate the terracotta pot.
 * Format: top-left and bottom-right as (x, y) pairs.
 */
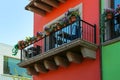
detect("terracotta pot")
(69, 19), (72, 24)
(37, 36), (42, 40)
(106, 13), (113, 20)
(57, 25), (62, 30)
(71, 16), (77, 22)
(46, 32), (50, 35)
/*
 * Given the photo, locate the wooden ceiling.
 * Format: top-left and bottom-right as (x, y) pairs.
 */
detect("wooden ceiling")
(25, 0), (67, 16)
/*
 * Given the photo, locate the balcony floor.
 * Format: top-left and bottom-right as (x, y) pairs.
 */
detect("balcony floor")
(18, 38), (98, 68)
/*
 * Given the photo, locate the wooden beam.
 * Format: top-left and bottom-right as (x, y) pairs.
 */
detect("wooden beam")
(54, 56), (69, 67)
(58, 0), (67, 3)
(66, 51), (83, 63)
(34, 63), (48, 73)
(27, 7), (46, 16)
(26, 67), (38, 75)
(34, 2), (52, 12)
(41, 0), (59, 8)
(44, 60), (58, 70)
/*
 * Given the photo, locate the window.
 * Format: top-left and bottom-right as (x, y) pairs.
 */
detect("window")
(44, 4), (82, 51)
(4, 56), (31, 78)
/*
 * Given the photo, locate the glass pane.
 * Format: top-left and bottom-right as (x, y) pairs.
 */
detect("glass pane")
(114, 0), (120, 8)
(4, 56), (31, 78)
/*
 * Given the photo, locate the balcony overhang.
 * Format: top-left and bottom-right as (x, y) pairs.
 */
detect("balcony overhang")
(25, 0), (67, 16)
(18, 38), (98, 75)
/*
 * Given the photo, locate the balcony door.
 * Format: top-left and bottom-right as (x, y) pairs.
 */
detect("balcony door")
(44, 20), (81, 52)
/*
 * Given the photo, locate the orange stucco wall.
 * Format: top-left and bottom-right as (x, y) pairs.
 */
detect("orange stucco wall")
(33, 52), (100, 80)
(33, 0), (100, 80)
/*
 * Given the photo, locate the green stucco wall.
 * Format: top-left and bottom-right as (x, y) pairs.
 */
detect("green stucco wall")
(102, 41), (120, 80)
(101, 0), (104, 13)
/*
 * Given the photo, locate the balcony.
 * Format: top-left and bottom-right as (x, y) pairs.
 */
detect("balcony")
(18, 19), (98, 75)
(102, 14), (120, 44)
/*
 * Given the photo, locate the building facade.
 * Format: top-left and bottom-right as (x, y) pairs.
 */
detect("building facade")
(101, 0), (120, 80)
(0, 43), (31, 80)
(18, 0), (100, 80)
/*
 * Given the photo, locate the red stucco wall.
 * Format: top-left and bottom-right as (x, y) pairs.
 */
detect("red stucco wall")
(33, 0), (100, 80)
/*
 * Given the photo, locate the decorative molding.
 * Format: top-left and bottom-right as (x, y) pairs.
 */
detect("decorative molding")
(44, 60), (58, 70)
(26, 67), (38, 75)
(54, 56), (70, 67)
(66, 51), (83, 63)
(81, 47), (96, 59)
(34, 63), (48, 73)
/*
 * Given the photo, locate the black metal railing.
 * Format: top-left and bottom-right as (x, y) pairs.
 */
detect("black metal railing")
(103, 14), (120, 42)
(21, 18), (96, 61)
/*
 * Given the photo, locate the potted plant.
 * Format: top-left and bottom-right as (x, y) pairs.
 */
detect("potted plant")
(50, 23), (57, 32)
(18, 40), (25, 49)
(36, 32), (43, 39)
(104, 8), (115, 20)
(31, 36), (37, 42)
(55, 20), (64, 30)
(44, 27), (51, 35)
(25, 37), (32, 45)
(66, 10), (80, 23)
(61, 17), (69, 27)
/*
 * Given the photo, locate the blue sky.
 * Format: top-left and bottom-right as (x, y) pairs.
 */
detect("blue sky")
(0, 0), (33, 46)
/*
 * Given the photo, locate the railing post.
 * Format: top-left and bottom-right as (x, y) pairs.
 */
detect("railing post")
(94, 24), (96, 43)
(21, 50), (22, 62)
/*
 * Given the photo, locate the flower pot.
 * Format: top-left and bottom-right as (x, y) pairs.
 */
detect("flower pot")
(69, 20), (72, 24)
(46, 32), (50, 35)
(37, 36), (42, 40)
(106, 13), (113, 20)
(18, 41), (25, 48)
(57, 23), (62, 30)
(70, 16), (77, 22)
(63, 23), (67, 27)
(37, 32), (43, 39)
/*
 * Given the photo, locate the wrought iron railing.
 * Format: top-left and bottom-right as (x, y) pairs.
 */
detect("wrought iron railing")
(21, 18), (96, 61)
(102, 14), (120, 42)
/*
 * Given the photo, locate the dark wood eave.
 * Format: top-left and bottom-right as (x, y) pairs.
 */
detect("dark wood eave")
(25, 0), (67, 16)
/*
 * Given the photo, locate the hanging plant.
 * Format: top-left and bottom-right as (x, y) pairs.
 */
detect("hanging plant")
(12, 44), (19, 56)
